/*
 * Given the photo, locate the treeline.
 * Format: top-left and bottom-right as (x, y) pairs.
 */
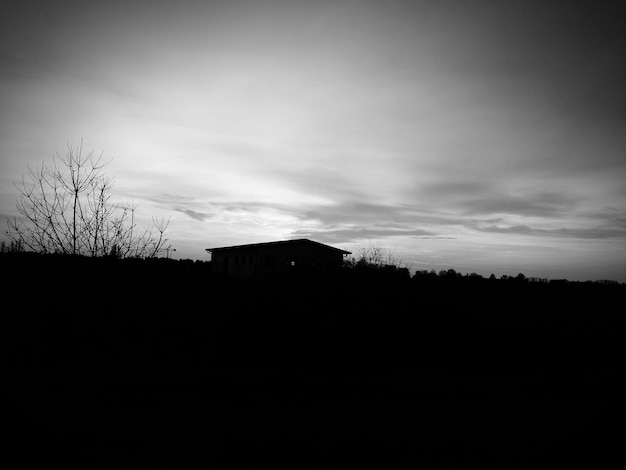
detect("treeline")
(413, 267), (623, 285)
(1, 249), (622, 285)
(4, 250), (624, 375)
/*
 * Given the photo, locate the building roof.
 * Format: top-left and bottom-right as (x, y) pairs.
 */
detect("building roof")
(205, 238), (351, 255)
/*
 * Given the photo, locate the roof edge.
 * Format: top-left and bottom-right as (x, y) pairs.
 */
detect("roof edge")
(205, 238), (351, 255)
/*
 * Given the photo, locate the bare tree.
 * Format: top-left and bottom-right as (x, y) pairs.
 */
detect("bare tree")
(346, 241), (406, 269)
(6, 141), (170, 258)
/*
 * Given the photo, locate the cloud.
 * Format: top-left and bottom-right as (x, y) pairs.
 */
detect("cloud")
(143, 194), (197, 205)
(301, 201), (462, 228)
(472, 223), (626, 240)
(414, 236), (457, 240)
(175, 208), (211, 222)
(291, 226), (438, 244)
(274, 165), (372, 204)
(411, 180), (581, 218)
(460, 192), (581, 218)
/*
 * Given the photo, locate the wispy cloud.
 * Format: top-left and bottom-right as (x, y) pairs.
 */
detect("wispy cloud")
(414, 236), (457, 240)
(292, 226), (438, 244)
(472, 223), (626, 240)
(459, 192), (581, 218)
(176, 208), (211, 222)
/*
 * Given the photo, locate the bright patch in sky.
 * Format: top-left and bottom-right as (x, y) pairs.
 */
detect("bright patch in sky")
(1, 0), (625, 281)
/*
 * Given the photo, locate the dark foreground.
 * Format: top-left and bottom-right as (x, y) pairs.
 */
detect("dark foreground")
(3, 254), (625, 468)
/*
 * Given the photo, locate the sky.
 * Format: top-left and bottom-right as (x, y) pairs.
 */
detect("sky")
(1, 0), (625, 281)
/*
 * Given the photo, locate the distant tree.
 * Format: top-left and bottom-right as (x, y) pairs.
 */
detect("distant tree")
(346, 241), (406, 270)
(356, 241), (386, 267)
(343, 241), (410, 280)
(439, 268), (458, 278)
(0, 240), (24, 253)
(6, 141), (170, 258)
(412, 269), (439, 281)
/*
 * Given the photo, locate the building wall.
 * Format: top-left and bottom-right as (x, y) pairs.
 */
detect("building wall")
(211, 242), (345, 279)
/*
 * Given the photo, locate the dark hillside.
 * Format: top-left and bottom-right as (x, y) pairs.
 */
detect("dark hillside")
(3, 253), (625, 467)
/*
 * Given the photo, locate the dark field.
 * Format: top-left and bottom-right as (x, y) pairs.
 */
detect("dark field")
(4, 253), (625, 468)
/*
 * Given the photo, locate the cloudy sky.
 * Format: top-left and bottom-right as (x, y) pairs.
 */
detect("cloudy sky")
(1, 0), (625, 281)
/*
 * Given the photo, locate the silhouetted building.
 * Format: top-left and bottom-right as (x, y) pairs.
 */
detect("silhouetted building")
(206, 239), (351, 279)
